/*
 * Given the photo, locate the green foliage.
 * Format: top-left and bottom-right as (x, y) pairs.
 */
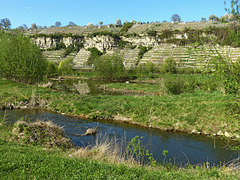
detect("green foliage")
(120, 23), (134, 34)
(0, 32), (47, 83)
(164, 75), (196, 95)
(126, 136), (157, 166)
(46, 61), (58, 76)
(87, 47), (103, 65)
(58, 58), (73, 75)
(147, 30), (157, 37)
(94, 54), (125, 80)
(162, 57), (177, 74)
(138, 45), (152, 59)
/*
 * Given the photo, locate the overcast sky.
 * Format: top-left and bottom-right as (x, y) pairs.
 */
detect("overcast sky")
(0, 0), (227, 28)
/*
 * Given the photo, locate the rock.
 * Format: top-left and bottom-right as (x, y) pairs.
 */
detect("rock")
(217, 131), (224, 136)
(224, 132), (232, 138)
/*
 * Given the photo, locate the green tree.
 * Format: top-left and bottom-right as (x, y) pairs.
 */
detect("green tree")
(0, 32), (47, 83)
(115, 19), (122, 26)
(1, 18), (11, 29)
(209, 15), (219, 21)
(162, 57), (177, 74)
(55, 21), (61, 27)
(94, 54), (125, 80)
(58, 58), (73, 75)
(171, 14), (181, 22)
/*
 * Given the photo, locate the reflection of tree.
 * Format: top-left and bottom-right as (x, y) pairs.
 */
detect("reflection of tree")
(73, 81), (90, 95)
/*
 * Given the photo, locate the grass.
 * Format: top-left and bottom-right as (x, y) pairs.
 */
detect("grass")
(0, 118), (239, 179)
(0, 78), (239, 141)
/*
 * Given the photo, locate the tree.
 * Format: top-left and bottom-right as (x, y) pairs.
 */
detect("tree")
(31, 23), (37, 30)
(68, 21), (76, 26)
(209, 15), (219, 21)
(115, 19), (122, 26)
(87, 22), (94, 27)
(94, 54), (125, 80)
(171, 14), (181, 23)
(55, 21), (61, 27)
(1, 18), (11, 29)
(201, 17), (207, 22)
(99, 21), (103, 26)
(224, 0), (240, 20)
(23, 24), (28, 29)
(0, 32), (47, 83)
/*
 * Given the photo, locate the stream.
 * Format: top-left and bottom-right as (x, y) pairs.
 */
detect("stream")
(1, 109), (239, 166)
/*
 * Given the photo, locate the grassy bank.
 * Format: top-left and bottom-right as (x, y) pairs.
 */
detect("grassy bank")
(0, 119), (239, 179)
(0, 78), (239, 141)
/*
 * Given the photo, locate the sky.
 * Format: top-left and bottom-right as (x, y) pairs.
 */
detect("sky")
(0, 0), (228, 29)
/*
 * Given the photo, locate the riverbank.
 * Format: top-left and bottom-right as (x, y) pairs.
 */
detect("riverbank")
(0, 78), (239, 143)
(0, 119), (239, 179)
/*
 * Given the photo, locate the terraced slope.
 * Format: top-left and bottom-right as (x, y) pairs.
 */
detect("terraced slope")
(43, 50), (65, 63)
(72, 49), (91, 69)
(139, 45), (240, 69)
(123, 49), (140, 69)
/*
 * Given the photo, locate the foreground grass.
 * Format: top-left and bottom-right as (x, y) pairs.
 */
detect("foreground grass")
(1, 136), (240, 179)
(0, 78), (239, 140)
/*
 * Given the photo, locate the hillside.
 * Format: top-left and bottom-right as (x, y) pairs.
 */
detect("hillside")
(29, 21), (239, 70)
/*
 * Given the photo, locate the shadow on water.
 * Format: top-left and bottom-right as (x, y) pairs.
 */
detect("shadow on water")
(1, 109), (239, 166)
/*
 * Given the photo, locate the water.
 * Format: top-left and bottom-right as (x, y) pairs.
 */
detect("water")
(50, 78), (147, 96)
(1, 109), (239, 166)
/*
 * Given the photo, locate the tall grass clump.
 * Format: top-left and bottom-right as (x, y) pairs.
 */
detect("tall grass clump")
(0, 32), (47, 83)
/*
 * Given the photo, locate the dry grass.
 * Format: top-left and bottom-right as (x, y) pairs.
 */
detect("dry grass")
(72, 134), (138, 166)
(11, 120), (74, 149)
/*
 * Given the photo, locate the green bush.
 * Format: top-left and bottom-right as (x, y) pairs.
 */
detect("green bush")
(46, 61), (58, 77)
(164, 75), (196, 95)
(58, 58), (73, 75)
(94, 54), (125, 80)
(120, 23), (134, 34)
(87, 47), (103, 65)
(162, 57), (177, 74)
(138, 45), (152, 59)
(0, 32), (47, 83)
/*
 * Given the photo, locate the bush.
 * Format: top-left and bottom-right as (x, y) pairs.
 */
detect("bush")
(120, 23), (134, 34)
(162, 57), (177, 74)
(46, 61), (58, 77)
(94, 54), (125, 80)
(164, 75), (196, 95)
(87, 47), (103, 65)
(58, 58), (73, 75)
(0, 32), (47, 83)
(138, 45), (152, 59)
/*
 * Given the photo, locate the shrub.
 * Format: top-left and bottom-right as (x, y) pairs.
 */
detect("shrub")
(87, 47), (103, 65)
(0, 32), (47, 83)
(138, 45), (152, 59)
(120, 23), (134, 34)
(162, 57), (177, 74)
(164, 75), (196, 95)
(94, 54), (125, 80)
(58, 58), (73, 75)
(46, 61), (58, 76)
(147, 30), (157, 37)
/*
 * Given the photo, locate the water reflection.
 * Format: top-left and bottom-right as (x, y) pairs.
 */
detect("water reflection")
(1, 109), (239, 166)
